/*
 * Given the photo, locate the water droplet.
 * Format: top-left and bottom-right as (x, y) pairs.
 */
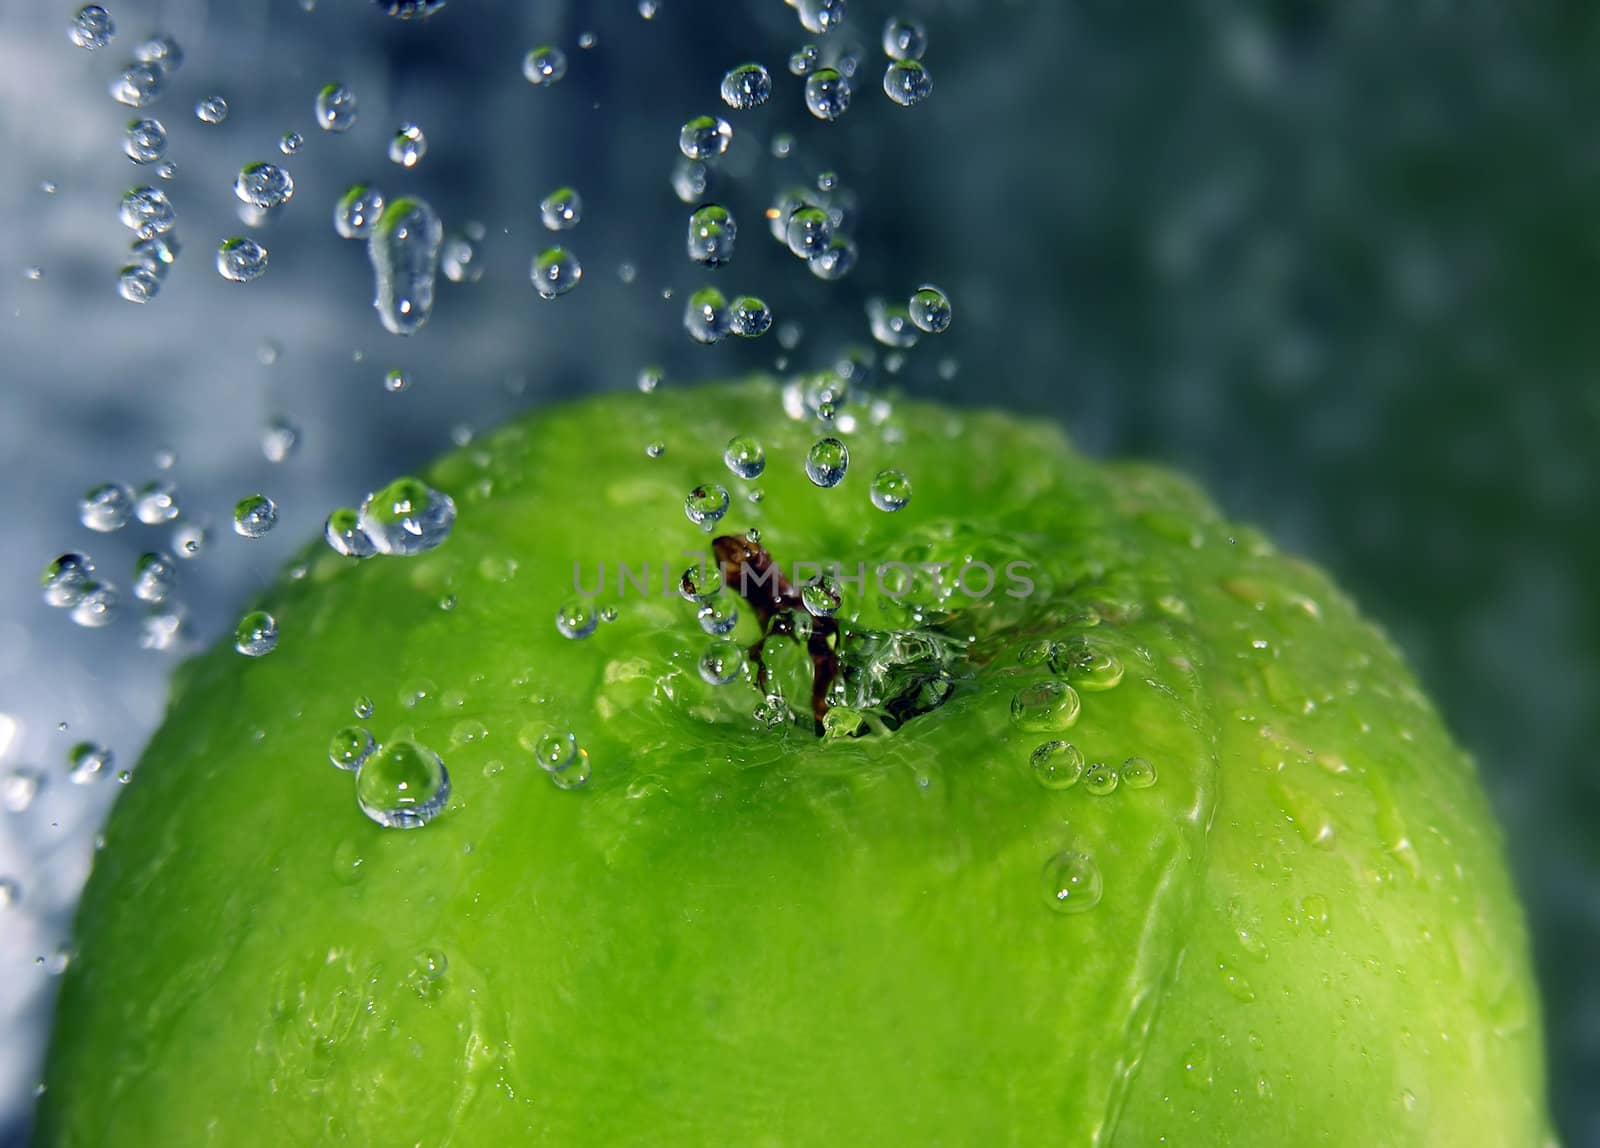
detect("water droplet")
(804, 68), (851, 121)
(794, 0), (847, 35)
(328, 726), (376, 772)
(531, 246), (582, 298)
(680, 559), (722, 602)
(699, 639), (745, 685)
(520, 725), (577, 772)
(869, 468), (912, 511)
(679, 115), (732, 161)
(233, 610), (278, 656)
(139, 607), (184, 651)
(883, 59), (934, 106)
(261, 417), (300, 463)
(801, 574), (842, 618)
(354, 696), (375, 720)
(118, 187), (175, 239)
(882, 16), (928, 60)
(172, 522), (207, 560)
(2, 769), (42, 814)
(805, 437), (849, 487)
(67, 742), (113, 786)
(1010, 680), (1081, 732)
(134, 481), (180, 525)
(808, 234), (858, 280)
(70, 6), (115, 50)
(1181, 1040), (1214, 1091)
(540, 186), (583, 231)
(687, 204), (736, 266)
(324, 507), (375, 558)
(720, 63), (772, 110)
(671, 158), (714, 204)
(685, 483), (730, 529)
(729, 296), (772, 338)
(41, 554), (94, 608)
(1120, 756), (1158, 789)
(110, 63), (164, 107)
(377, 0), (447, 17)
(355, 739), (451, 828)
(785, 206), (833, 258)
(388, 123), (427, 167)
(358, 477), (455, 555)
(279, 130), (305, 156)
(684, 285), (730, 343)
(216, 237), (269, 283)
(232, 493), (278, 537)
(1300, 894), (1332, 936)
(69, 582), (118, 628)
(234, 162), (294, 209)
(441, 234), (482, 283)
(1082, 760), (1119, 795)
(78, 482), (133, 533)
(868, 297), (920, 348)
(369, 197), (443, 334)
(1031, 741), (1085, 790)
(315, 83), (359, 132)
(1217, 960), (1256, 1002)
(908, 285), (952, 332)
(698, 598), (739, 635)
(523, 46), (568, 86)
(334, 183), (385, 240)
(123, 119), (166, 164)
(194, 94), (228, 124)
(645, 441), (666, 459)
(789, 44), (820, 76)
(0, 877), (19, 910)
(1042, 850), (1103, 914)
(1050, 637), (1124, 691)
(118, 264), (160, 303)
(132, 552), (176, 603)
(134, 34), (183, 72)
(723, 435), (766, 479)
(556, 598), (598, 640)
(383, 367), (411, 393)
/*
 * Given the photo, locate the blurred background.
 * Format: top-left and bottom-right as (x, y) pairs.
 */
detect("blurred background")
(2, 0), (1597, 1143)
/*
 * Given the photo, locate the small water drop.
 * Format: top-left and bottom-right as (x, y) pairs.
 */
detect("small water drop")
(800, 574), (842, 618)
(279, 130), (305, 156)
(216, 237), (269, 283)
(907, 285), (952, 332)
(334, 184), (385, 240)
(882, 16), (928, 60)
(132, 552), (176, 603)
(69, 6), (115, 50)
(232, 493), (278, 537)
(729, 296), (772, 338)
(261, 417), (300, 463)
(79, 482), (134, 532)
(531, 246), (583, 298)
(1031, 741), (1085, 790)
(540, 186), (583, 231)
(315, 83), (359, 132)
(685, 483), (731, 529)
(804, 68), (851, 121)
(388, 123), (427, 168)
(804, 437), (849, 487)
(369, 198), (443, 334)
(110, 63), (164, 108)
(118, 187), (175, 239)
(358, 477), (455, 555)
(1120, 756), (1158, 789)
(868, 297), (920, 347)
(234, 162), (294, 209)
(523, 46), (568, 86)
(794, 0), (847, 35)
(234, 610), (278, 656)
(325, 507), (377, 558)
(134, 481), (181, 524)
(118, 264), (160, 303)
(1082, 760), (1118, 795)
(1009, 680), (1081, 732)
(723, 435), (766, 479)
(869, 468), (912, 511)
(556, 599), (598, 640)
(123, 119), (166, 164)
(172, 522), (207, 560)
(1042, 850), (1103, 915)
(679, 115), (733, 161)
(195, 94), (229, 124)
(1, 769), (42, 814)
(67, 742), (113, 786)
(785, 206), (833, 259)
(684, 285), (729, 343)
(697, 598), (739, 635)
(720, 63), (772, 110)
(883, 59), (934, 107)
(328, 726), (377, 772)
(699, 639), (745, 685)
(686, 204), (736, 265)
(355, 739), (451, 828)
(41, 554), (95, 608)
(789, 44), (820, 77)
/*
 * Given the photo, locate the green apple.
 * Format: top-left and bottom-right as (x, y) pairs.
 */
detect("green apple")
(37, 379), (1550, 1144)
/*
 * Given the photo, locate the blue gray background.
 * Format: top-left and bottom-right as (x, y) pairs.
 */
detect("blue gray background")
(1, 1), (1596, 1143)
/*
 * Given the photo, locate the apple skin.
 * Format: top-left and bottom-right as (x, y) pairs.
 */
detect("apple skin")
(38, 380), (1549, 1145)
